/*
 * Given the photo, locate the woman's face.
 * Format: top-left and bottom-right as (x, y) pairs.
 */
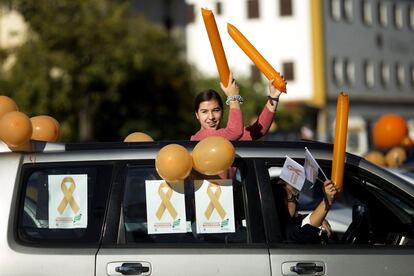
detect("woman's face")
(195, 100), (223, 130)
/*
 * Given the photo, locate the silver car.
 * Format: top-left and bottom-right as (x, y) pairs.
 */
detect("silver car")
(1, 140), (413, 276)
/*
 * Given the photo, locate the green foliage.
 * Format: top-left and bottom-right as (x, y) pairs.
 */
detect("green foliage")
(0, 0), (196, 141)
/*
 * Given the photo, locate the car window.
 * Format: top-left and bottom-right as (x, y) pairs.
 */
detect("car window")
(121, 165), (250, 244)
(268, 161), (414, 246)
(17, 163), (112, 245)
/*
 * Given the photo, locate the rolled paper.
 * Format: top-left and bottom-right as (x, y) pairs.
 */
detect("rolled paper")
(201, 8), (230, 87)
(227, 23), (286, 92)
(331, 92), (349, 192)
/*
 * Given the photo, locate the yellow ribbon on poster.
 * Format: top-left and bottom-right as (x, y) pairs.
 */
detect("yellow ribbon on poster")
(156, 182), (178, 220)
(57, 176), (80, 214)
(204, 182), (226, 219)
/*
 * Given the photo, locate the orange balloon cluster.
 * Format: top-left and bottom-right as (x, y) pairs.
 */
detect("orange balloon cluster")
(372, 114), (408, 149)
(0, 95), (61, 150)
(155, 144), (192, 182)
(192, 136), (235, 175)
(154, 137), (236, 182)
(124, 132), (154, 142)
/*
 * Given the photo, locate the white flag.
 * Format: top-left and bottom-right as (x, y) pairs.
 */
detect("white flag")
(304, 147), (328, 183)
(304, 148), (319, 184)
(280, 156), (306, 191)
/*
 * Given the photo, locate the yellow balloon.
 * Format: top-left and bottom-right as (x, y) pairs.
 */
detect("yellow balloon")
(192, 136), (235, 175)
(385, 147), (407, 168)
(363, 151), (386, 167)
(124, 132), (154, 142)
(0, 95), (18, 118)
(30, 115), (60, 142)
(155, 144), (192, 182)
(0, 111), (32, 147)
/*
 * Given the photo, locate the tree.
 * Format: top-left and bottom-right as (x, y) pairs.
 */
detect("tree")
(0, 0), (196, 141)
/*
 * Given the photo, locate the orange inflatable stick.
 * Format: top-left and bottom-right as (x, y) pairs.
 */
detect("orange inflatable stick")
(331, 92), (349, 192)
(227, 23), (286, 92)
(201, 8), (230, 87)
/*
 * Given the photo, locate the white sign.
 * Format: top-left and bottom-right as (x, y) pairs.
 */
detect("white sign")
(194, 179), (235, 234)
(145, 180), (187, 234)
(280, 156), (306, 191)
(48, 174), (88, 229)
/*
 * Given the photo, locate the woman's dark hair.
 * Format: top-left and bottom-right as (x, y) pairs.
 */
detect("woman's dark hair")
(194, 89), (223, 113)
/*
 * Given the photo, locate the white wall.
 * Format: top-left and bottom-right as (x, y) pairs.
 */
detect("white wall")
(185, 0), (314, 102)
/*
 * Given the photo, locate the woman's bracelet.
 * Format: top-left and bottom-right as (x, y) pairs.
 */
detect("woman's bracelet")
(226, 95), (244, 105)
(267, 95), (280, 106)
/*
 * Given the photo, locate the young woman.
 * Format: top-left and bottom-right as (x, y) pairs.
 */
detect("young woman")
(191, 73), (283, 141)
(278, 179), (338, 243)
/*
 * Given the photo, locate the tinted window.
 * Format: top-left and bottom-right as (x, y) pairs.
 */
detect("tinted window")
(122, 165), (250, 244)
(17, 163), (112, 245)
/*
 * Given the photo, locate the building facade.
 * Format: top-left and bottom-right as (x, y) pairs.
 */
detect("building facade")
(185, 0), (414, 155)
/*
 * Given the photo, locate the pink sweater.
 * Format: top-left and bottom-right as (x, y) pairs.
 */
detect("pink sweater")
(190, 107), (274, 141)
(240, 107), (274, 141)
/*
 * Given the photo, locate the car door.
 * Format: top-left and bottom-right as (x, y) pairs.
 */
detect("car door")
(9, 161), (112, 276)
(257, 157), (414, 276)
(96, 159), (270, 276)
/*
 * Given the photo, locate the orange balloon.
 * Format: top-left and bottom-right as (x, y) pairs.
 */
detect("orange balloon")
(0, 111), (32, 147)
(372, 114), (408, 149)
(124, 132), (154, 142)
(155, 144), (192, 182)
(400, 136), (414, 149)
(0, 95), (18, 118)
(363, 151), (386, 167)
(30, 115), (60, 142)
(385, 147), (407, 168)
(192, 136), (235, 175)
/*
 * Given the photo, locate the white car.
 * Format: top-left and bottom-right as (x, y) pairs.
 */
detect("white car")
(1, 140), (414, 276)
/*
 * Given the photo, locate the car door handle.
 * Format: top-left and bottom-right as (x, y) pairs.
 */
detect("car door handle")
(290, 262), (324, 275)
(115, 263), (150, 275)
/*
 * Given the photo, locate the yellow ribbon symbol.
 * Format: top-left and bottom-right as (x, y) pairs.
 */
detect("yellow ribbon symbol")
(155, 182), (178, 220)
(57, 176), (80, 214)
(204, 182), (226, 220)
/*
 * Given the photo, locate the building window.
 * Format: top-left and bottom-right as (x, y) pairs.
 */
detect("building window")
(393, 4), (403, 29)
(396, 63), (405, 88)
(186, 4), (195, 23)
(216, 1), (222, 15)
(250, 65), (262, 83)
(362, 0), (373, 25)
(247, 0), (260, 19)
(333, 58), (344, 86)
(280, 0), (293, 16)
(282, 62), (294, 81)
(409, 5), (414, 31)
(345, 59), (355, 86)
(331, 0), (341, 21)
(364, 60), (374, 88)
(378, 2), (388, 27)
(380, 62), (390, 87)
(344, 0), (354, 22)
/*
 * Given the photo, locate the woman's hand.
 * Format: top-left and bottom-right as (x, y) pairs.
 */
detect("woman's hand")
(268, 79), (282, 99)
(321, 219), (332, 238)
(220, 72), (239, 97)
(323, 180), (338, 206)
